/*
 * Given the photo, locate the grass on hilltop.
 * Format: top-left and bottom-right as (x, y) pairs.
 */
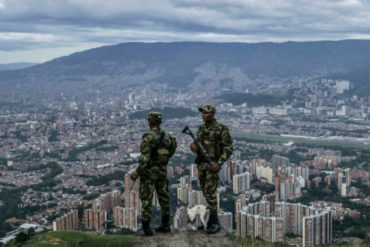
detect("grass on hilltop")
(232, 234), (369, 247)
(5, 231), (135, 247)
(5, 230), (368, 247)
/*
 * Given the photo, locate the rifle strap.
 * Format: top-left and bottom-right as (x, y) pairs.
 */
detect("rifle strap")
(158, 131), (165, 147)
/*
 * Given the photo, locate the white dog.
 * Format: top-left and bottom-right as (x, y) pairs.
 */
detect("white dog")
(187, 205), (210, 230)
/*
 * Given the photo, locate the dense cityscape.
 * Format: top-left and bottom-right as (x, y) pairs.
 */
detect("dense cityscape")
(0, 76), (369, 246)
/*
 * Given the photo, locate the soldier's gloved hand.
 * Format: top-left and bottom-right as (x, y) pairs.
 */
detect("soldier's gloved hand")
(209, 162), (221, 173)
(130, 171), (139, 181)
(190, 143), (198, 153)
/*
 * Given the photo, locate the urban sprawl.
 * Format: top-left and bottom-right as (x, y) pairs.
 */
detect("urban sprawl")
(0, 78), (369, 246)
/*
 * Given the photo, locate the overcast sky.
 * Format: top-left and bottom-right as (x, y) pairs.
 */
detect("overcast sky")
(1, 0), (370, 63)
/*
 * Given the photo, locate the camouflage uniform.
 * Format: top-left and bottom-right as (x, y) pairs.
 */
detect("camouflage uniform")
(196, 105), (233, 215)
(136, 113), (177, 223)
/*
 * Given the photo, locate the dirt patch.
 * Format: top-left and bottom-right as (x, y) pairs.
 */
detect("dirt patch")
(41, 237), (62, 245)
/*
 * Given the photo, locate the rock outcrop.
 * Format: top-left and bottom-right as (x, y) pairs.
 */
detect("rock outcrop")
(133, 228), (237, 247)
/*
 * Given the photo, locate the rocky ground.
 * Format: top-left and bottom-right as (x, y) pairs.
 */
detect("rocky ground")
(134, 228), (237, 247)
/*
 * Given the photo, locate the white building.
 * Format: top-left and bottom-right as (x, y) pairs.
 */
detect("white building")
(233, 172), (251, 194)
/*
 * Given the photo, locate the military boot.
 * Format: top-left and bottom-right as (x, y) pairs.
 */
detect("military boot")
(206, 214), (212, 229)
(142, 220), (153, 236)
(197, 221), (205, 230)
(207, 213), (220, 234)
(155, 215), (171, 233)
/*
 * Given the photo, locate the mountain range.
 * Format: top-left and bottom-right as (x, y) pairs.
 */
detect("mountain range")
(0, 63), (38, 72)
(1, 40), (370, 99)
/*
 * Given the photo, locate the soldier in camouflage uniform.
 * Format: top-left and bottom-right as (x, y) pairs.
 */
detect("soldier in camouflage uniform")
(131, 112), (177, 236)
(190, 104), (233, 234)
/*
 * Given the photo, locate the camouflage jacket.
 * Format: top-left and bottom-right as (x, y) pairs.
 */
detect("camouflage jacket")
(136, 127), (177, 177)
(196, 119), (233, 164)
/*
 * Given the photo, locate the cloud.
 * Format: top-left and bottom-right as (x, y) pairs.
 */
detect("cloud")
(1, 0), (370, 63)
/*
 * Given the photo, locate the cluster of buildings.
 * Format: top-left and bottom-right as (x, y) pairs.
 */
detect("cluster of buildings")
(52, 189), (138, 232)
(52, 210), (78, 231)
(1, 79), (368, 245)
(236, 201), (332, 246)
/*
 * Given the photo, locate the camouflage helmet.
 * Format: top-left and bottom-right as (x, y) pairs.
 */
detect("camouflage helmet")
(198, 104), (216, 114)
(147, 112), (162, 122)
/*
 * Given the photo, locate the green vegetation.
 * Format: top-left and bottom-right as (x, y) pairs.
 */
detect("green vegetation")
(286, 150), (314, 164)
(216, 93), (288, 106)
(48, 129), (59, 142)
(232, 132), (370, 151)
(66, 140), (108, 161)
(0, 157), (7, 166)
(333, 216), (370, 239)
(30, 162), (63, 191)
(220, 189), (236, 228)
(5, 231), (135, 247)
(251, 178), (275, 194)
(0, 162), (65, 234)
(14, 130), (28, 142)
(0, 188), (24, 236)
(291, 175), (370, 240)
(259, 149), (275, 161)
(96, 146), (118, 152)
(12, 150), (40, 162)
(82, 193), (100, 200)
(337, 150), (370, 169)
(86, 171), (126, 186)
(233, 234), (368, 247)
(129, 107), (197, 120)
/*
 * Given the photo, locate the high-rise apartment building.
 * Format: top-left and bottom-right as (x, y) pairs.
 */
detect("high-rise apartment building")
(112, 206), (137, 231)
(237, 201), (332, 246)
(218, 211), (233, 232)
(52, 210), (78, 231)
(337, 168), (351, 197)
(256, 163), (273, 184)
(272, 155), (290, 170)
(233, 172), (250, 194)
(124, 170), (141, 215)
(188, 164), (198, 181)
(83, 209), (107, 231)
(172, 206), (188, 230)
(188, 190), (206, 207)
(93, 190), (121, 213)
(177, 185), (190, 205)
(237, 211), (283, 243)
(303, 211), (332, 246)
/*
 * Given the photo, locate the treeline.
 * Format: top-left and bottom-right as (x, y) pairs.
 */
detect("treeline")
(30, 162), (63, 191)
(48, 129), (59, 142)
(337, 150), (370, 169)
(86, 171), (126, 186)
(0, 157), (6, 166)
(96, 146), (118, 152)
(129, 107), (197, 120)
(0, 188), (24, 237)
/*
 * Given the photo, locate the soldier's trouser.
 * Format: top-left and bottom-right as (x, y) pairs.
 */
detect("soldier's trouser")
(139, 176), (170, 222)
(198, 163), (219, 215)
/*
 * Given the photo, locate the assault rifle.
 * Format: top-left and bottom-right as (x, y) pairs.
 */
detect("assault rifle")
(182, 126), (212, 164)
(182, 126), (226, 187)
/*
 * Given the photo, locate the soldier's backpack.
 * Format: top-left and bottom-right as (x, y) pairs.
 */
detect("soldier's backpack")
(150, 131), (174, 164)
